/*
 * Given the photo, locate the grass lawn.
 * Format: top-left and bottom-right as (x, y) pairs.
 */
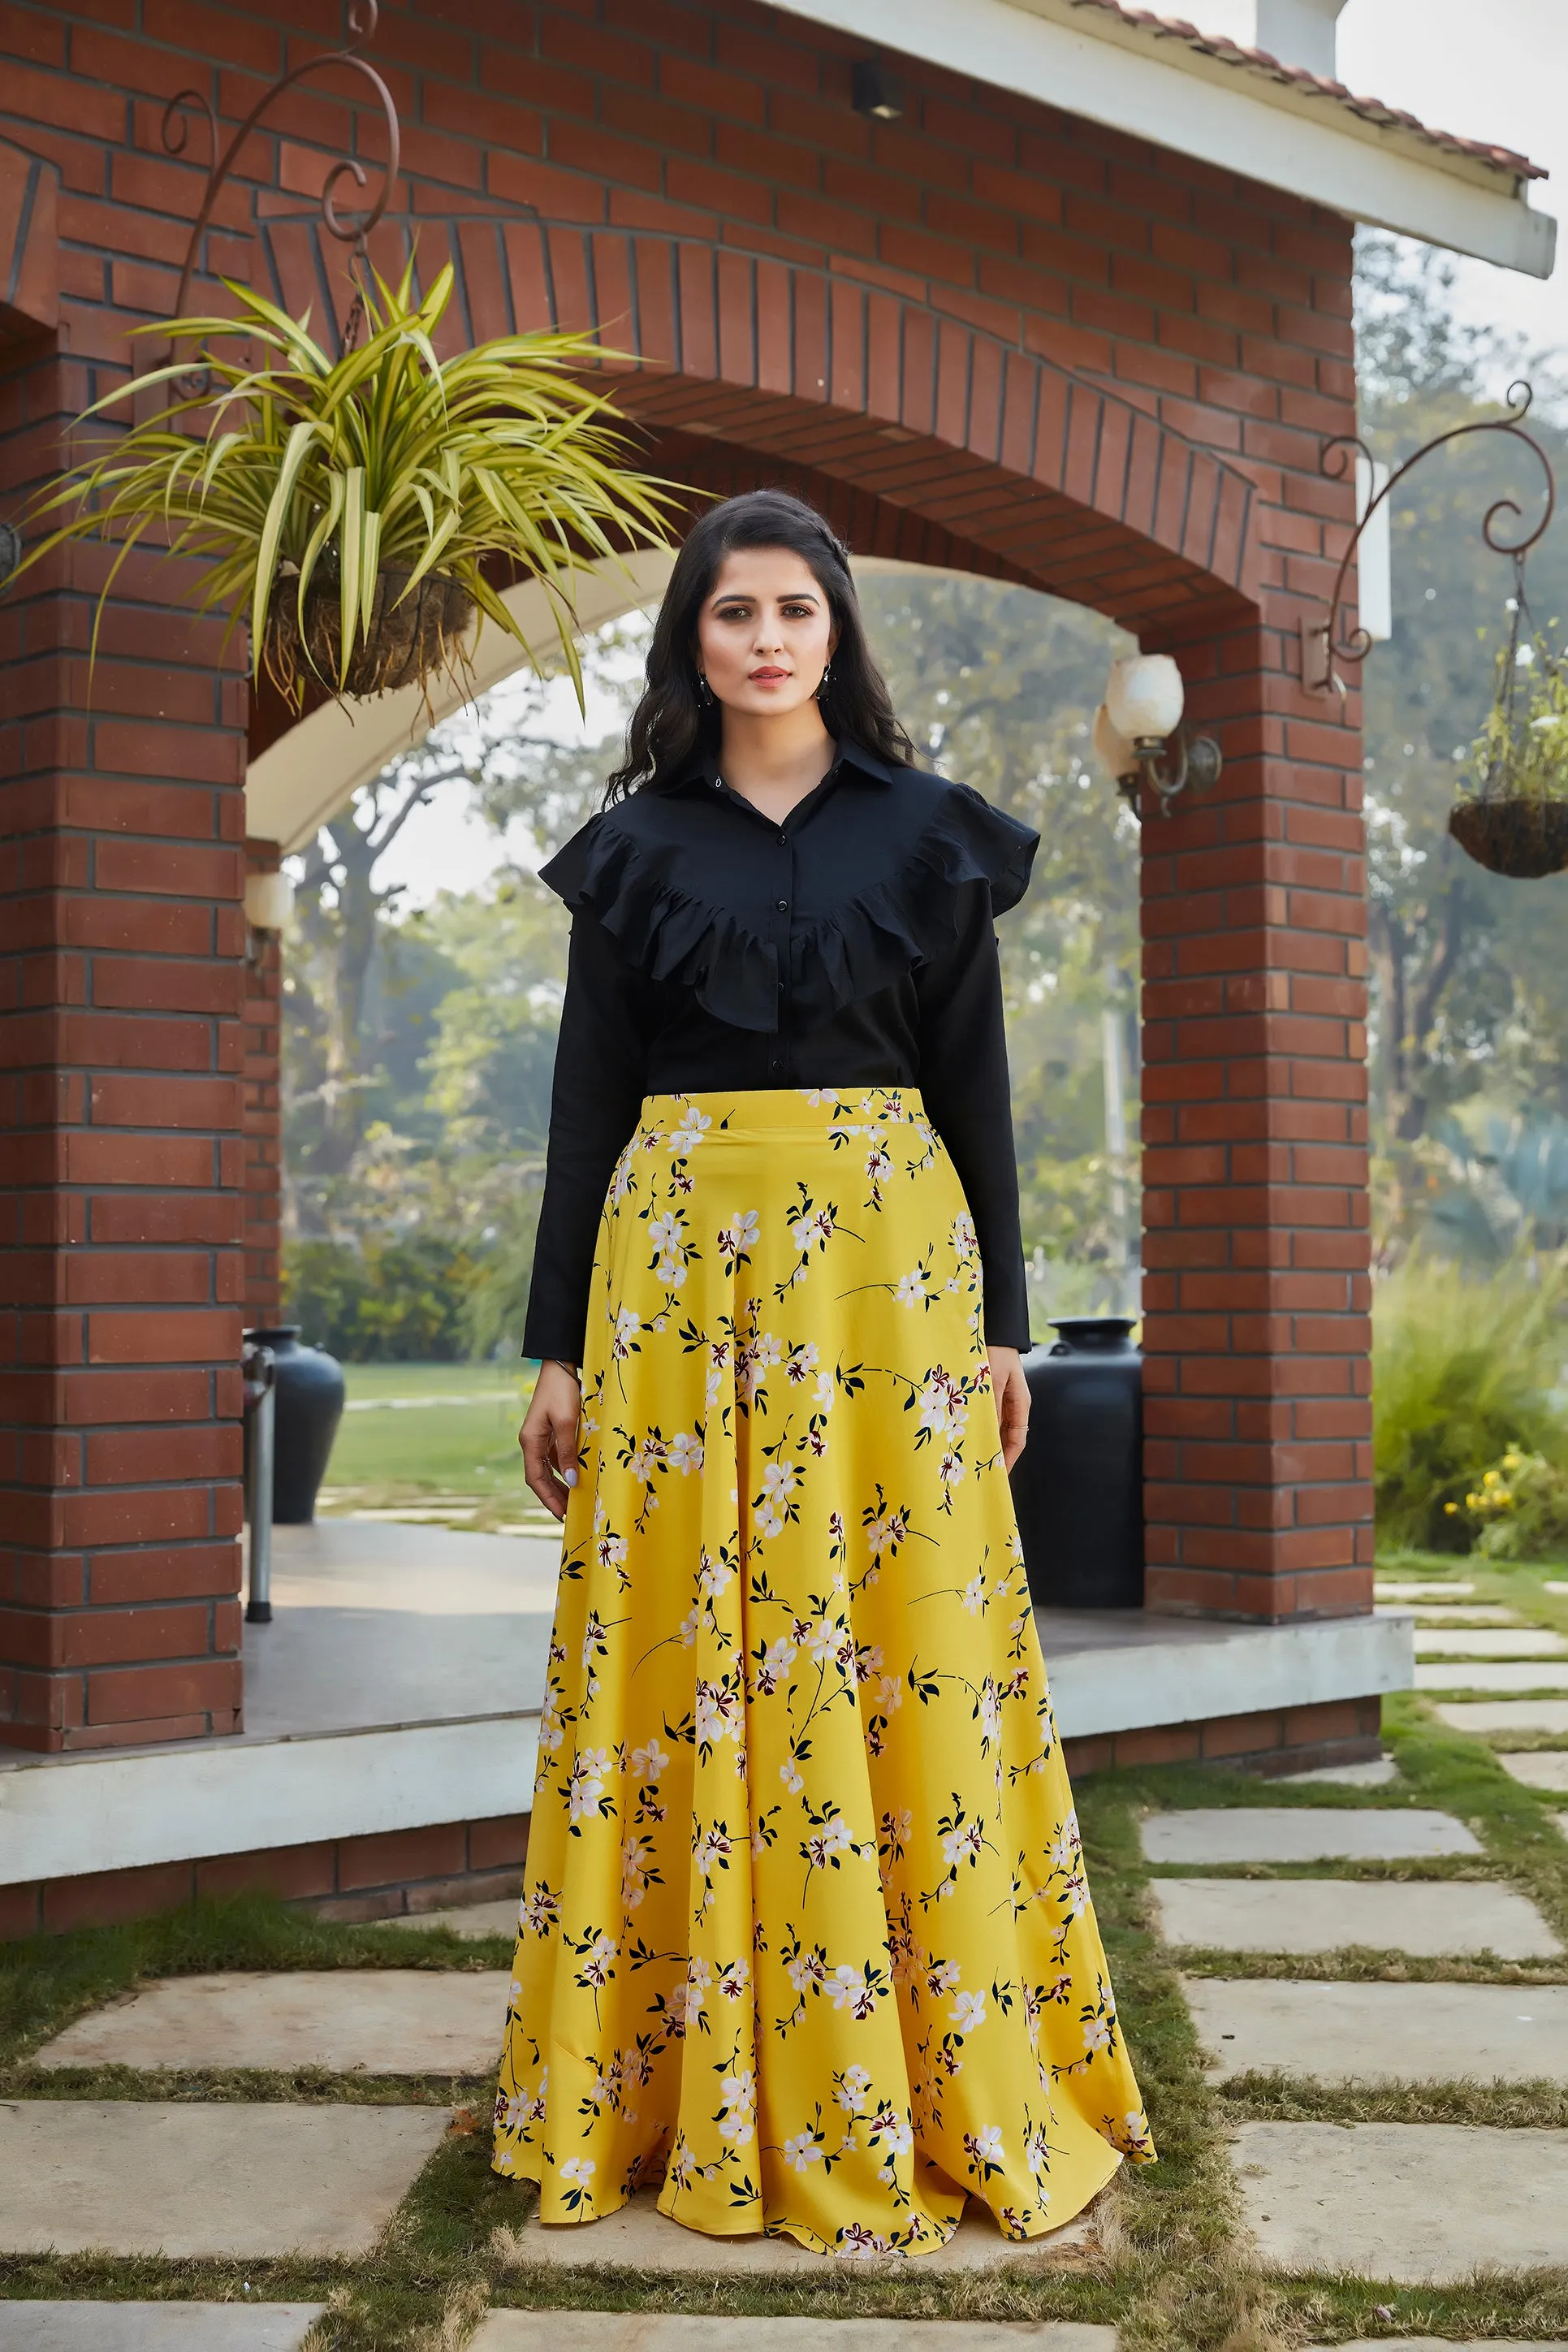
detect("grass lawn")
(319, 1360), (547, 1528)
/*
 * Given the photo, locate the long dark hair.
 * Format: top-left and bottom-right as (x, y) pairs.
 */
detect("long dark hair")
(603, 490), (918, 801)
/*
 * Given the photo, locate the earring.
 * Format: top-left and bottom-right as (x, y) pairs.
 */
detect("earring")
(815, 661), (832, 703)
(696, 670), (715, 707)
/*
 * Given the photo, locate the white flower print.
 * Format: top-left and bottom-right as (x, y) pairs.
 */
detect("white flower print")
(629, 1735), (669, 1781)
(610, 1306), (641, 1360)
(573, 1931), (616, 1990)
(951, 1987), (987, 2032)
(668, 1429), (704, 1475)
(835, 2063), (873, 2114)
(963, 2125), (1004, 2177)
(560, 2155), (595, 2185)
(694, 1678), (741, 1745)
(671, 1105), (712, 1151)
(717, 1208), (759, 1265)
(941, 1818), (984, 1868)
(895, 1264), (929, 1308)
(806, 1814), (853, 1870)
(568, 1747), (611, 1823)
(783, 2129), (824, 2173)
(716, 1956), (750, 2000)
(718, 2068), (756, 2146)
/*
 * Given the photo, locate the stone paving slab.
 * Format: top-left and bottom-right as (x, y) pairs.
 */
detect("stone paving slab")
(1185, 1978), (1568, 2084)
(1140, 1808), (1480, 1863)
(0, 2308), (326, 2351)
(36, 1970), (509, 2075)
(1436, 1699), (1568, 1735)
(1311, 2341), (1568, 2351)
(1274, 1758), (1398, 1786)
(1414, 1629), (1568, 1658)
(391, 1900), (519, 1939)
(1376, 1580), (1475, 1599)
(473, 2318), (1117, 2350)
(1498, 1750), (1568, 1792)
(1410, 1607), (1523, 1625)
(0, 2103), (446, 2256)
(1415, 1664), (1568, 1693)
(498, 2186), (1108, 2275)
(1152, 1875), (1560, 1957)
(1233, 2121), (1568, 2281)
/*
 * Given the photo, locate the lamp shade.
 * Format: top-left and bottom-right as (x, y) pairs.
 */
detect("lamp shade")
(244, 868), (295, 932)
(1104, 654), (1184, 744)
(1092, 702), (1138, 781)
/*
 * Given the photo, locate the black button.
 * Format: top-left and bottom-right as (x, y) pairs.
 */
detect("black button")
(777, 828), (788, 844)
(769, 1056), (783, 1072)
(776, 897), (788, 912)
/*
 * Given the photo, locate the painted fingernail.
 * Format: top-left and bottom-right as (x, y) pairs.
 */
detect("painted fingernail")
(564, 1468), (578, 1487)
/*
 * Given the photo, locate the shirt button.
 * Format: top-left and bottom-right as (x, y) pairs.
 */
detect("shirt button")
(769, 1056), (783, 1073)
(777, 828), (788, 845)
(776, 897), (788, 912)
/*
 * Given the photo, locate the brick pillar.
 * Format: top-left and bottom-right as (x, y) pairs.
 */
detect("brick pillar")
(0, 346), (248, 1753)
(242, 840), (283, 1328)
(1138, 618), (1372, 1623)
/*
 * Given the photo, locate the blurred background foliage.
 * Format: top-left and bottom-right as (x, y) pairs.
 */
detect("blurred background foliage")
(279, 238), (1568, 1551)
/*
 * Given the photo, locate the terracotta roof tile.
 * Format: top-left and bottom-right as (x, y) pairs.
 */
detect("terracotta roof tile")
(1068, 0), (1548, 183)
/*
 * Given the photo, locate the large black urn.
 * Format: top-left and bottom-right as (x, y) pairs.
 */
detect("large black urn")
(243, 1325), (346, 1524)
(1009, 1317), (1143, 1608)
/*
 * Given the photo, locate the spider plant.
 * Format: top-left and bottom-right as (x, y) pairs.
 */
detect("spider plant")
(13, 255), (679, 707)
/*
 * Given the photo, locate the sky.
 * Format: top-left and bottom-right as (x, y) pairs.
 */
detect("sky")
(367, 0), (1563, 908)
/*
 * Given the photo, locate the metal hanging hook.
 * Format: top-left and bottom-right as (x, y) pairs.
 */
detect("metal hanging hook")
(1302, 380), (1556, 697)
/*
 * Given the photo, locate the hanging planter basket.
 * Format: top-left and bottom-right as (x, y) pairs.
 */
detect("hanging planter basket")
(266, 564), (475, 704)
(1449, 561), (1568, 881)
(1449, 794), (1568, 880)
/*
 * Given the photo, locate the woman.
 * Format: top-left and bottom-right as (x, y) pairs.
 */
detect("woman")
(492, 490), (1152, 2255)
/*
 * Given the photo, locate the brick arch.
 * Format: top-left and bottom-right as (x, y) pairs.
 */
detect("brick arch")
(263, 214), (1262, 641)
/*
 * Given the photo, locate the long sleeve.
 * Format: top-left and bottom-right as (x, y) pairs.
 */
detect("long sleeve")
(914, 881), (1032, 1350)
(521, 908), (652, 1364)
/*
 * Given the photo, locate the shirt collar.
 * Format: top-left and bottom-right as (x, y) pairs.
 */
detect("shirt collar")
(659, 738), (901, 798)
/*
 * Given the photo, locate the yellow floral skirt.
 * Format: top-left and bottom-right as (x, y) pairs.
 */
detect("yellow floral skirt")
(493, 1087), (1152, 2255)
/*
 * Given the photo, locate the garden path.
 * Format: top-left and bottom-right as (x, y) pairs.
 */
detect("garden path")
(2, 1561), (1567, 2345)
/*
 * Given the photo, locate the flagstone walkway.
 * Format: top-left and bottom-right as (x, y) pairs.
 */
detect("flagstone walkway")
(2, 1567), (1566, 2344)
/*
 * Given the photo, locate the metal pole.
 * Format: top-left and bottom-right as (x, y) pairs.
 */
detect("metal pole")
(244, 1343), (276, 1624)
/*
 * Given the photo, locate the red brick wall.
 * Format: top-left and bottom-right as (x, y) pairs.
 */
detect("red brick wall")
(0, 336), (248, 1752)
(0, 0), (1369, 1726)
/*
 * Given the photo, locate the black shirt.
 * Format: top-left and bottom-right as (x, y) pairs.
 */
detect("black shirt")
(522, 741), (1040, 1363)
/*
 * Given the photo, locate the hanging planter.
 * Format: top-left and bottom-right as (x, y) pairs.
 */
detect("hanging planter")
(1449, 577), (1568, 880)
(10, 257), (677, 712)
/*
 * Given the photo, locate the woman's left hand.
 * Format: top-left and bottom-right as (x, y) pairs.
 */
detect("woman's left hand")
(987, 1346), (1030, 1472)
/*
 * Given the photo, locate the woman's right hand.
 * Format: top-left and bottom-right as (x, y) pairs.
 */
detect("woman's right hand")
(521, 1360), (582, 1520)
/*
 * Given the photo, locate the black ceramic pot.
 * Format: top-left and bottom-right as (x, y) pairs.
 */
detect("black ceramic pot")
(243, 1325), (346, 1524)
(1009, 1317), (1143, 1609)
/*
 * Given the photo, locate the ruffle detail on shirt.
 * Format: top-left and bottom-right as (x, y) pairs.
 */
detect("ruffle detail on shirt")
(538, 782), (1039, 1035)
(795, 783), (1037, 1030)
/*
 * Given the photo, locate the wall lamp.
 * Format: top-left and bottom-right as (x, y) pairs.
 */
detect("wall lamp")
(1093, 654), (1222, 818)
(852, 61), (903, 121)
(244, 867), (295, 969)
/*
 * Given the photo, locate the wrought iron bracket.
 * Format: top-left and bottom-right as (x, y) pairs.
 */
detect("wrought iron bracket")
(1302, 379), (1556, 698)
(1114, 727), (1224, 819)
(153, 0), (400, 366)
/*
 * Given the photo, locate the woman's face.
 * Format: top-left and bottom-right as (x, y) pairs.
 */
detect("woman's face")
(694, 547), (837, 720)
